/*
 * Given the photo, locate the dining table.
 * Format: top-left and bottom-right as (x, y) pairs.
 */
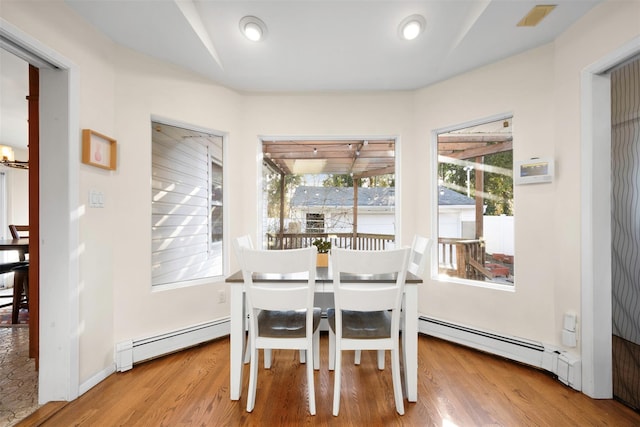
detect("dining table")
(0, 238), (29, 261)
(226, 267), (422, 402)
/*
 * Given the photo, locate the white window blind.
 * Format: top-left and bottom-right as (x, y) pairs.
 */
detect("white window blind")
(152, 122), (223, 286)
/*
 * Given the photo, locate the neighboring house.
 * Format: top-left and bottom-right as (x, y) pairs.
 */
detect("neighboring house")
(438, 186), (514, 256)
(438, 187), (476, 239)
(289, 186), (395, 235)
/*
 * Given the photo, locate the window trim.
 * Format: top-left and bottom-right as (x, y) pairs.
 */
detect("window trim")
(150, 115), (227, 291)
(431, 112), (515, 289)
(257, 134), (402, 249)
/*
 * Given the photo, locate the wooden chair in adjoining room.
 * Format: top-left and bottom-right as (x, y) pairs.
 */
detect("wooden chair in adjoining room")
(9, 224), (29, 261)
(9, 224), (29, 239)
(0, 261), (29, 324)
(239, 246), (321, 415)
(328, 247), (410, 416)
(4, 225), (30, 323)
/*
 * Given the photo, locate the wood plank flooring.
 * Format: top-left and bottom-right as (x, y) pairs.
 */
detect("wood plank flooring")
(18, 334), (640, 426)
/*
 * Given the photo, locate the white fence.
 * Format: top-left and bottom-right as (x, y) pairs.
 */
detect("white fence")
(483, 215), (514, 256)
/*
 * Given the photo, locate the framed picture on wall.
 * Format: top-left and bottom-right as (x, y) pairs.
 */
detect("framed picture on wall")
(82, 129), (117, 170)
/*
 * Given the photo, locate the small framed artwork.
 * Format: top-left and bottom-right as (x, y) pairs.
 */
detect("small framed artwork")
(82, 129), (117, 170)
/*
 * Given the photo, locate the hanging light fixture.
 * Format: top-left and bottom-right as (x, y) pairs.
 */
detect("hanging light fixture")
(0, 146), (28, 169)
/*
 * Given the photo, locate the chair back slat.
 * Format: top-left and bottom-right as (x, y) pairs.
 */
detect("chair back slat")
(251, 286), (309, 311)
(240, 246), (318, 317)
(9, 225), (29, 239)
(332, 247), (409, 313)
(336, 286), (398, 312)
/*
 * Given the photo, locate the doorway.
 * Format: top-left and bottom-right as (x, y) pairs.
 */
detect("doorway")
(610, 56), (640, 411)
(581, 37), (640, 402)
(1, 20), (80, 404)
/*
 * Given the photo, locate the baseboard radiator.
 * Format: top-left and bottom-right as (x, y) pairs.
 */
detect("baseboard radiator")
(115, 317), (230, 372)
(114, 315), (581, 391)
(419, 316), (581, 391)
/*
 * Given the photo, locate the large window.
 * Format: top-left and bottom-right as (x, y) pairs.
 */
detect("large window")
(261, 138), (397, 250)
(436, 116), (514, 286)
(151, 121), (224, 287)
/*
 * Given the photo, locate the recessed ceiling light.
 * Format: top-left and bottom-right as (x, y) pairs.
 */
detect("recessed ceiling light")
(399, 14), (426, 41)
(239, 16), (267, 42)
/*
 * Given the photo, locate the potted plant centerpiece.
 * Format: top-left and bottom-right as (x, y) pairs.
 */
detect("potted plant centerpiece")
(312, 239), (331, 267)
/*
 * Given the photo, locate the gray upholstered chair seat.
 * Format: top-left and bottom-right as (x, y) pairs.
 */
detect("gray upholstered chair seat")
(258, 308), (322, 338)
(327, 309), (391, 339)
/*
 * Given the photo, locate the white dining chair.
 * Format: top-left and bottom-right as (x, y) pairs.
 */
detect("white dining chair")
(327, 247), (410, 416)
(239, 246), (321, 415)
(232, 235), (312, 368)
(232, 235), (256, 364)
(352, 234), (431, 366)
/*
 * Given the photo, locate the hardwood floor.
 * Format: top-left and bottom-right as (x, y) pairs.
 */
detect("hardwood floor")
(18, 333), (640, 426)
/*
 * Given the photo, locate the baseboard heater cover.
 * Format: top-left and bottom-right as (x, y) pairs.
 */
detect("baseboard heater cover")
(419, 316), (581, 391)
(116, 317), (230, 372)
(114, 315), (581, 391)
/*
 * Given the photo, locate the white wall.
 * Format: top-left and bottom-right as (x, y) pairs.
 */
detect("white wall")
(236, 92), (415, 252)
(1, 0), (640, 402)
(110, 47), (241, 342)
(4, 147), (29, 235)
(415, 44), (559, 344)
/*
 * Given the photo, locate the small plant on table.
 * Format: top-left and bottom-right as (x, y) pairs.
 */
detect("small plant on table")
(312, 239), (331, 267)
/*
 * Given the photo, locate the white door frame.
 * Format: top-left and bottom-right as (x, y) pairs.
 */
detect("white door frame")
(580, 35), (640, 398)
(0, 18), (80, 403)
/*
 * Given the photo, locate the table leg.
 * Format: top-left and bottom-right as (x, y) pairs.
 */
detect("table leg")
(403, 286), (418, 402)
(230, 285), (245, 400)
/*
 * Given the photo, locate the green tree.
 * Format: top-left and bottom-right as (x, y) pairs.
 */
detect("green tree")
(265, 173), (303, 220)
(322, 173), (395, 188)
(323, 174), (353, 187)
(438, 149), (513, 215)
(483, 151), (513, 216)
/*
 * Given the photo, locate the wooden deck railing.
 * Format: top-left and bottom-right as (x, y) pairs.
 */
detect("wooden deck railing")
(438, 238), (487, 281)
(266, 232), (395, 251)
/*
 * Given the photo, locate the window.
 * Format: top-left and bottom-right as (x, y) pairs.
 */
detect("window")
(151, 121), (224, 287)
(436, 116), (514, 285)
(261, 138), (397, 251)
(306, 213), (325, 232)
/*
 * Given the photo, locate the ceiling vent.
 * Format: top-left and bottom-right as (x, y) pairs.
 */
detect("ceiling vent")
(517, 5), (557, 27)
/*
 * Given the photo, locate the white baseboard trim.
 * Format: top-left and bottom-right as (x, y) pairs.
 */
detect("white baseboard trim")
(79, 363), (115, 396)
(115, 317), (230, 372)
(419, 315), (581, 391)
(111, 315), (581, 392)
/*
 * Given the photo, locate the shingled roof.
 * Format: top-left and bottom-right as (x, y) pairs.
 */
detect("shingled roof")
(438, 187), (475, 205)
(290, 185), (473, 207)
(290, 186), (394, 207)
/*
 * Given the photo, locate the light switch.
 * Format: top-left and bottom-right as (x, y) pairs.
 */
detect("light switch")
(563, 312), (577, 332)
(89, 189), (104, 208)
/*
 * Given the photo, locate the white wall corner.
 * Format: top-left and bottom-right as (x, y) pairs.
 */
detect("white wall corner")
(115, 340), (134, 372)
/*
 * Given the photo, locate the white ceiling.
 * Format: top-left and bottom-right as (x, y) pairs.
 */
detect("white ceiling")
(1, 0), (602, 149)
(65, 0), (601, 92)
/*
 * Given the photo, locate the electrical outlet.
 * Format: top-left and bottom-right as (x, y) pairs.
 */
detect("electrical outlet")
(218, 289), (226, 304)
